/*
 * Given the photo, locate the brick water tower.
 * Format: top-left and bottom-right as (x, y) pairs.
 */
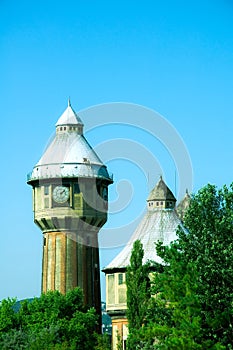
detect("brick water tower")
(27, 100), (113, 325)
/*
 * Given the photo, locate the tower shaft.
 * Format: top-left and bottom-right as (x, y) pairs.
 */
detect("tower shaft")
(42, 231), (101, 313)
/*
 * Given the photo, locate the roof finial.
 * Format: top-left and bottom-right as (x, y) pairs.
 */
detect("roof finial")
(68, 97), (71, 107)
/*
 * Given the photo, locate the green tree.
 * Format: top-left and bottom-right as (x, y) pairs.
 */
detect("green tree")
(126, 240), (151, 349)
(177, 184), (233, 347)
(94, 333), (111, 350)
(149, 246), (220, 349)
(149, 183), (233, 349)
(0, 287), (99, 349)
(0, 298), (18, 333)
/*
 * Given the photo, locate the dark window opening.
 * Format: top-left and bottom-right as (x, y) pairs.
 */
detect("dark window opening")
(118, 273), (124, 285)
(44, 185), (49, 195)
(103, 187), (108, 200)
(74, 183), (80, 194)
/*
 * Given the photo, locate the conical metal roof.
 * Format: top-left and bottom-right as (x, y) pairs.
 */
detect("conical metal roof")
(56, 99), (84, 127)
(104, 210), (181, 270)
(104, 179), (181, 271)
(27, 101), (112, 183)
(147, 176), (176, 201)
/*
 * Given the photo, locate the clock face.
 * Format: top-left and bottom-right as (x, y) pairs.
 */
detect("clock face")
(52, 186), (70, 203)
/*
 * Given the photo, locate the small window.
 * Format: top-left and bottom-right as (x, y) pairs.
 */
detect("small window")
(44, 185), (49, 195)
(156, 201), (159, 206)
(118, 273), (124, 285)
(60, 127), (62, 131)
(74, 183), (80, 194)
(64, 127), (66, 131)
(108, 275), (115, 305)
(44, 198), (49, 208)
(69, 126), (72, 130)
(103, 187), (108, 200)
(160, 201), (163, 205)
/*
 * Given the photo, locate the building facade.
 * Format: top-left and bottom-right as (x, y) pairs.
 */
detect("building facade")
(27, 100), (113, 330)
(103, 176), (186, 349)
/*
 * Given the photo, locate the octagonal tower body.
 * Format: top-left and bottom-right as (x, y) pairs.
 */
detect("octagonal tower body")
(27, 101), (113, 324)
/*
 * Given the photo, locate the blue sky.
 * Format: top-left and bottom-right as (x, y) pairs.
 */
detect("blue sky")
(1, 0), (233, 301)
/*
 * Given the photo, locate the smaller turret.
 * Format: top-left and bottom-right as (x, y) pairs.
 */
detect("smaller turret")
(56, 98), (84, 135)
(147, 175), (176, 210)
(176, 189), (191, 221)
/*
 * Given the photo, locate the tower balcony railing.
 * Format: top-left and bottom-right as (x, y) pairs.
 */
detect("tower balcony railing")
(27, 167), (113, 182)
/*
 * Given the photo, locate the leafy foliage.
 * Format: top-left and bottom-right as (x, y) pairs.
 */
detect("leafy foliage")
(175, 184), (233, 347)
(150, 183), (233, 349)
(94, 332), (111, 350)
(126, 240), (151, 349)
(0, 287), (102, 349)
(125, 184), (233, 349)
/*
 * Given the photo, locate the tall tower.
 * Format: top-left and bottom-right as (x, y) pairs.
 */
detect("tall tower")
(27, 100), (113, 326)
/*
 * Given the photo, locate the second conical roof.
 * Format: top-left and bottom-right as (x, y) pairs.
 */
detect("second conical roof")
(147, 176), (176, 201)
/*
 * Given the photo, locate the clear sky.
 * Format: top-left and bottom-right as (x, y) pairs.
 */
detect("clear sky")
(1, 0), (233, 301)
